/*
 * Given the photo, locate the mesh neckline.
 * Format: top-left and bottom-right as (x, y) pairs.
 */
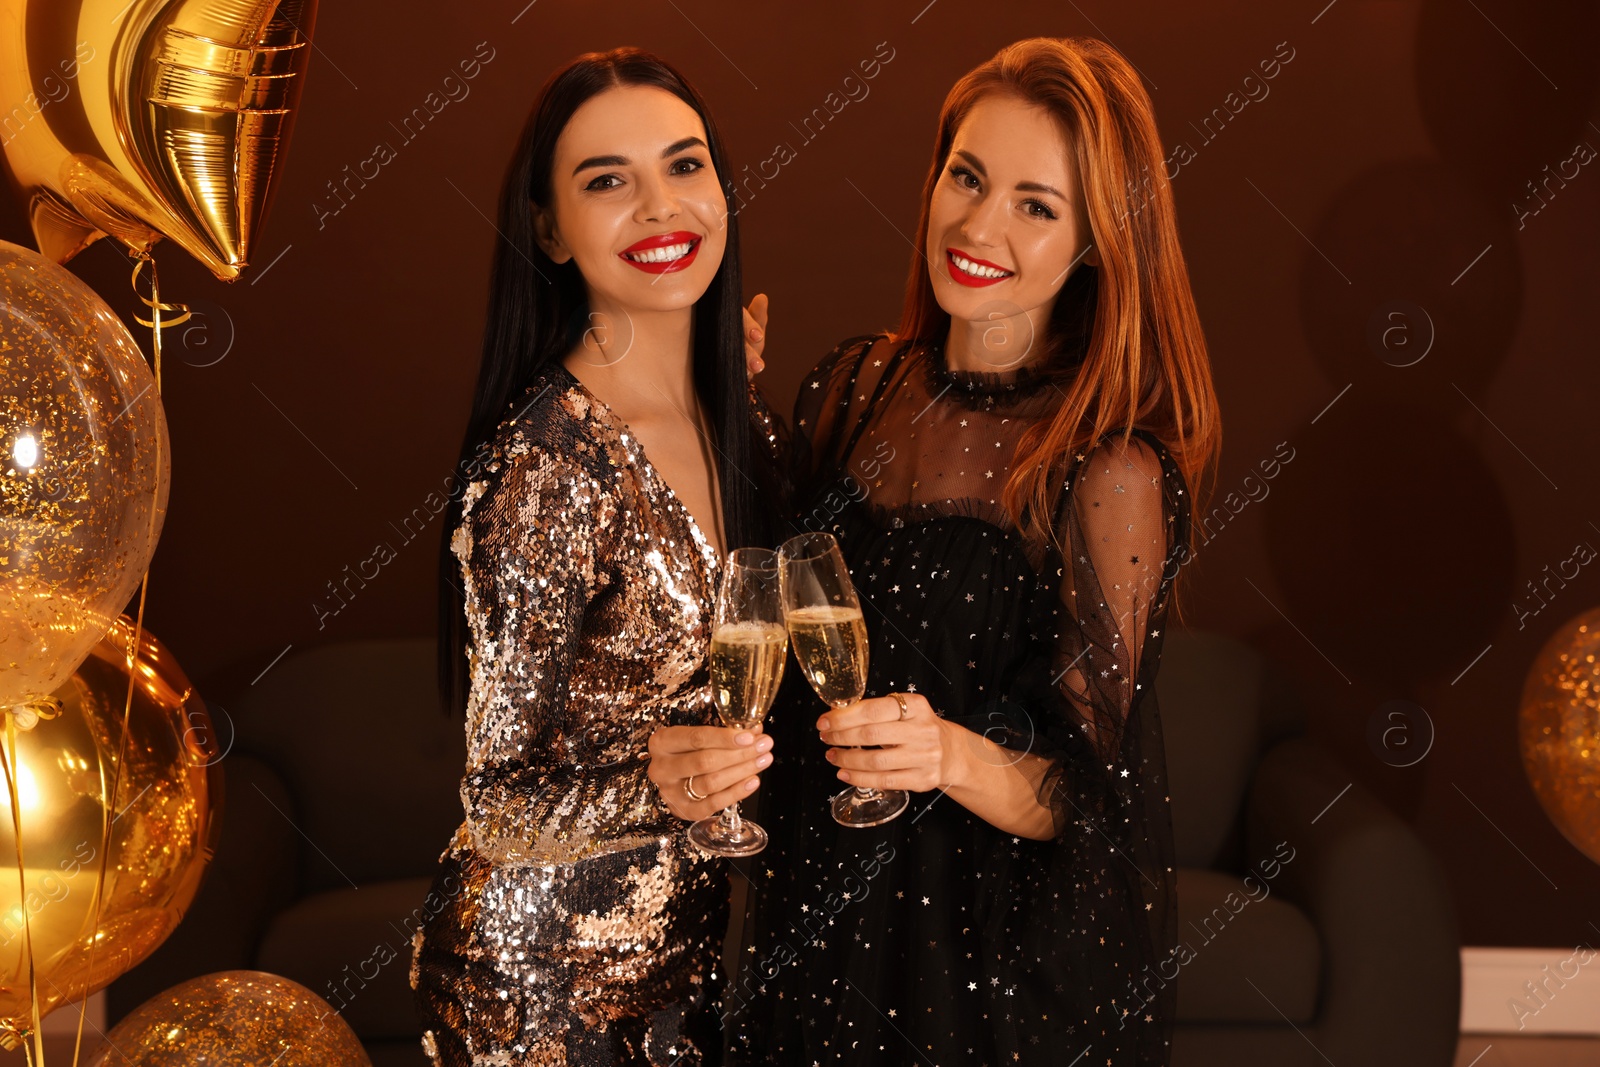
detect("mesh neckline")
(920, 334), (1081, 411)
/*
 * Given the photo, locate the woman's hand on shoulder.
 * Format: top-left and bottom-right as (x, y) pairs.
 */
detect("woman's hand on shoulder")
(646, 723), (773, 821)
(817, 694), (968, 794)
(744, 293), (769, 377)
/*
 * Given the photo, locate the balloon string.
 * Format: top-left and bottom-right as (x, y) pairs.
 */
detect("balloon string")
(69, 252), (172, 1066)
(129, 249), (188, 381)
(1, 714), (46, 1067)
(69, 592), (149, 1067)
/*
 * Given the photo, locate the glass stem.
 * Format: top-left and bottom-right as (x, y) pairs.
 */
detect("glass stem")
(721, 802), (743, 834)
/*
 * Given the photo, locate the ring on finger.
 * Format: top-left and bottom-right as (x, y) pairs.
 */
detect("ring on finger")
(892, 692), (911, 720)
(684, 775), (708, 802)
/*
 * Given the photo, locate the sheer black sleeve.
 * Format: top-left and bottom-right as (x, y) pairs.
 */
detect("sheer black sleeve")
(1053, 429), (1182, 767)
(1026, 426), (1187, 1059)
(790, 333), (886, 497)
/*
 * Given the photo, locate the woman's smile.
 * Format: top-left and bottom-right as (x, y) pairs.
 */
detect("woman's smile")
(619, 230), (702, 273)
(945, 246), (1015, 286)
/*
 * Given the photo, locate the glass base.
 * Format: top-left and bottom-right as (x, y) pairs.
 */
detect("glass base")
(687, 812), (768, 857)
(831, 786), (909, 827)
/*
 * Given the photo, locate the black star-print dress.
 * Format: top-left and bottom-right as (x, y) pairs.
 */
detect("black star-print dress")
(730, 330), (1190, 1066)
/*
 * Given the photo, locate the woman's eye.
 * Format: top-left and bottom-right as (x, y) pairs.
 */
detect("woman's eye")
(1024, 200), (1058, 220)
(670, 156), (706, 175)
(585, 173), (621, 192)
(949, 165), (980, 190)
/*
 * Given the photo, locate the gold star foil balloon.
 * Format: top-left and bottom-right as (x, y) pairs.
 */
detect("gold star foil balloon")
(1519, 605), (1600, 867)
(88, 971), (371, 1067)
(0, 615), (221, 1050)
(0, 0), (318, 281)
(1, 241), (170, 713)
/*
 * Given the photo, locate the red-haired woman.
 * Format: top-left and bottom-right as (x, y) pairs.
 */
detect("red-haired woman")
(732, 37), (1221, 1066)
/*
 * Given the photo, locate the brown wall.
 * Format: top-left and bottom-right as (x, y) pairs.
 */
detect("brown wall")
(4, 0), (1597, 948)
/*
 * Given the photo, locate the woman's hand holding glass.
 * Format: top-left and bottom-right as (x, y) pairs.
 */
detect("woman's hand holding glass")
(647, 723), (772, 823)
(683, 547), (787, 855)
(778, 532), (910, 827)
(818, 692), (962, 794)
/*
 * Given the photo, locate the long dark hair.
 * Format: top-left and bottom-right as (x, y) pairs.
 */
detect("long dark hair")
(437, 48), (762, 718)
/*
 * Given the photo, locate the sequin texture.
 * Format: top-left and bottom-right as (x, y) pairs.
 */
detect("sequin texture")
(412, 360), (729, 1066)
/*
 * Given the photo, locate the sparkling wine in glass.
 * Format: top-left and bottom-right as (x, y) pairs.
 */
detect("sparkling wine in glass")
(777, 532), (909, 828)
(687, 548), (787, 857)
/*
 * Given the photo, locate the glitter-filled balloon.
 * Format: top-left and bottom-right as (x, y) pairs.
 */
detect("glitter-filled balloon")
(0, 617), (220, 1049)
(1519, 604), (1600, 866)
(0, 241), (170, 712)
(89, 971), (371, 1067)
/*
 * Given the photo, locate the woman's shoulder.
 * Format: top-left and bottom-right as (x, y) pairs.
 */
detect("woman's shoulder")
(1065, 426), (1190, 531)
(474, 363), (622, 491)
(799, 331), (886, 381)
(795, 332), (902, 414)
(1077, 425), (1178, 470)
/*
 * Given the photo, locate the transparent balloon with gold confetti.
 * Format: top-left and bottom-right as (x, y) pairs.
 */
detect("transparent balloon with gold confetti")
(0, 241), (170, 715)
(1519, 605), (1600, 867)
(89, 971), (371, 1067)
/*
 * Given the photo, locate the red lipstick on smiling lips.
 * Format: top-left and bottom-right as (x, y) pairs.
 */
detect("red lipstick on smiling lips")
(619, 231), (701, 274)
(945, 247), (1014, 287)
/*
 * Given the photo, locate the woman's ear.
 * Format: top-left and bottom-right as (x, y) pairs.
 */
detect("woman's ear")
(1084, 242), (1100, 268)
(532, 200), (573, 264)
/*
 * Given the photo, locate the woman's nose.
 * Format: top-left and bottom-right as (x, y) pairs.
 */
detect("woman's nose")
(636, 172), (681, 223)
(959, 194), (1006, 248)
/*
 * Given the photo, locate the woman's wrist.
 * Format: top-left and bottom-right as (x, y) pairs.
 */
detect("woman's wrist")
(938, 717), (978, 792)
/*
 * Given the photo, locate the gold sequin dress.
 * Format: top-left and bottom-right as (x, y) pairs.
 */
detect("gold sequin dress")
(411, 360), (729, 1066)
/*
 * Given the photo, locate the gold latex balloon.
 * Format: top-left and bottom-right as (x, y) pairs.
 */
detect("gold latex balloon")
(1519, 605), (1600, 866)
(0, 0), (319, 281)
(0, 240), (170, 712)
(88, 970), (371, 1067)
(0, 615), (221, 1050)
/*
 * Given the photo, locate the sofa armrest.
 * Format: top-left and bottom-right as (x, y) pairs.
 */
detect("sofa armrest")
(108, 754), (301, 1022)
(1244, 737), (1459, 1067)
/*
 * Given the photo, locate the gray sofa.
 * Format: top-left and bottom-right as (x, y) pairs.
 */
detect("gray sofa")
(1159, 631), (1460, 1066)
(107, 638), (461, 1067)
(109, 631), (1460, 1066)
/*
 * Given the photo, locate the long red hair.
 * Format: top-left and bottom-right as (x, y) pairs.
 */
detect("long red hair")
(897, 37), (1222, 615)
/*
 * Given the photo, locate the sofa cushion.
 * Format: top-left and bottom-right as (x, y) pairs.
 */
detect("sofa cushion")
(256, 877), (436, 1040)
(227, 639), (468, 893)
(1173, 867), (1321, 1024)
(109, 753), (301, 1022)
(366, 1040), (431, 1067)
(1157, 632), (1267, 869)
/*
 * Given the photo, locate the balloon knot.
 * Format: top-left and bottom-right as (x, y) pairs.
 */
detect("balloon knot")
(4, 698), (63, 731)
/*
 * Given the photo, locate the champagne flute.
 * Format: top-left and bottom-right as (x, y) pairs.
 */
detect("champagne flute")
(687, 548), (787, 857)
(777, 532), (909, 828)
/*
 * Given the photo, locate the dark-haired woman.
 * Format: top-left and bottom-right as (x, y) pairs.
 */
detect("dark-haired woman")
(410, 48), (779, 1066)
(732, 38), (1221, 1066)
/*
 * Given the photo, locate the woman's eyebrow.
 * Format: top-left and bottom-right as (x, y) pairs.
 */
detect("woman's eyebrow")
(573, 154), (626, 175)
(662, 135), (707, 156)
(953, 148), (987, 176)
(1016, 179), (1066, 199)
(573, 136), (708, 176)
(953, 148), (1065, 200)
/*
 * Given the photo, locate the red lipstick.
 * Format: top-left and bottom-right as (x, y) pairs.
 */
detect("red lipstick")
(619, 231), (701, 274)
(945, 247), (1014, 287)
